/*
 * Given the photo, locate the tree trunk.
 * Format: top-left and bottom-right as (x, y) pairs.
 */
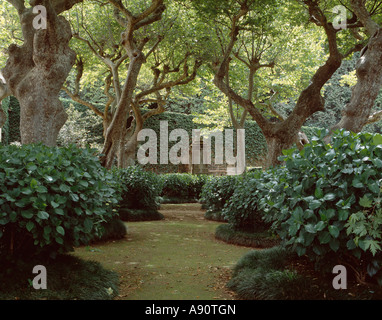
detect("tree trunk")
(123, 132), (139, 167)
(2, 3), (76, 146)
(328, 28), (382, 135)
(100, 52), (146, 169)
(263, 121), (310, 168)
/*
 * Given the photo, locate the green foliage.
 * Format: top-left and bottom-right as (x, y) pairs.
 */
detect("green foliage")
(261, 129), (382, 282)
(200, 175), (242, 214)
(0, 254), (119, 300)
(227, 246), (310, 300)
(1, 97), (104, 148)
(227, 245), (376, 300)
(160, 173), (209, 202)
(0, 144), (120, 259)
(0, 96), (9, 145)
(113, 166), (162, 211)
(222, 170), (273, 233)
(58, 99), (104, 151)
(142, 111), (268, 172)
(118, 208), (164, 222)
(215, 224), (278, 248)
(96, 218), (127, 242)
(3, 96), (21, 144)
(345, 197), (382, 257)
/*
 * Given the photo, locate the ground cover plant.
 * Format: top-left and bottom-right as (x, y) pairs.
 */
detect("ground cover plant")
(227, 246), (382, 300)
(215, 224), (279, 248)
(0, 254), (119, 300)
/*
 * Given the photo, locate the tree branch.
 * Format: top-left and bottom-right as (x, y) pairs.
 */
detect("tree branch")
(213, 4), (271, 131)
(62, 86), (105, 118)
(6, 0), (25, 14)
(350, 0), (380, 36)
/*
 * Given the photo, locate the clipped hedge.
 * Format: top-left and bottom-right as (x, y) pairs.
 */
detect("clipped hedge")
(261, 130), (382, 284)
(159, 173), (209, 203)
(114, 166), (162, 211)
(0, 144), (120, 259)
(1, 96), (20, 144)
(142, 112), (269, 173)
(0, 97), (9, 145)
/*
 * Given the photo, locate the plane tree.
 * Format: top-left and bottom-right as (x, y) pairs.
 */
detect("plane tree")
(1, 0), (84, 146)
(327, 0), (382, 136)
(190, 0), (365, 167)
(62, 0), (202, 168)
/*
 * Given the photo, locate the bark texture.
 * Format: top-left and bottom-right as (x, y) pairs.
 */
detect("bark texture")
(2, 0), (81, 146)
(329, 29), (382, 134)
(326, 0), (382, 138)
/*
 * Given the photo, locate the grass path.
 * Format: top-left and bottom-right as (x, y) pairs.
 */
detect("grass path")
(72, 203), (252, 300)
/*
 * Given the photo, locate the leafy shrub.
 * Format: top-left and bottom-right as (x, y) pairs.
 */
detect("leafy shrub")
(160, 173), (209, 202)
(0, 144), (120, 259)
(114, 166), (162, 210)
(191, 174), (210, 200)
(200, 175), (242, 216)
(221, 170), (275, 232)
(0, 254), (119, 300)
(96, 218), (127, 242)
(262, 130), (382, 283)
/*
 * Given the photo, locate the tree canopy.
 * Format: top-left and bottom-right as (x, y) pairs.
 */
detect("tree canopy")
(1, 0), (382, 167)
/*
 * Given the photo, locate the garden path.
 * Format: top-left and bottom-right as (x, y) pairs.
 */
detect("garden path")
(73, 203), (252, 300)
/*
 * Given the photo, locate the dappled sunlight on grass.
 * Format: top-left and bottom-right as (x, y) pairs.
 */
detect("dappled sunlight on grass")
(73, 204), (252, 300)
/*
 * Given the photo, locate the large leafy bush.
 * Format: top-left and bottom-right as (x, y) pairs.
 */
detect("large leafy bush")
(0, 144), (120, 259)
(200, 175), (242, 215)
(262, 130), (382, 283)
(222, 170), (276, 232)
(114, 166), (162, 210)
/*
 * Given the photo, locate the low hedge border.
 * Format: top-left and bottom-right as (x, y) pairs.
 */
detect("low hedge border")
(228, 246), (382, 300)
(215, 224), (279, 248)
(0, 254), (119, 300)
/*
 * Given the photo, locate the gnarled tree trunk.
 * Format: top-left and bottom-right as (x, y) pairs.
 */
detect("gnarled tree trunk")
(328, 29), (382, 135)
(2, 0), (80, 146)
